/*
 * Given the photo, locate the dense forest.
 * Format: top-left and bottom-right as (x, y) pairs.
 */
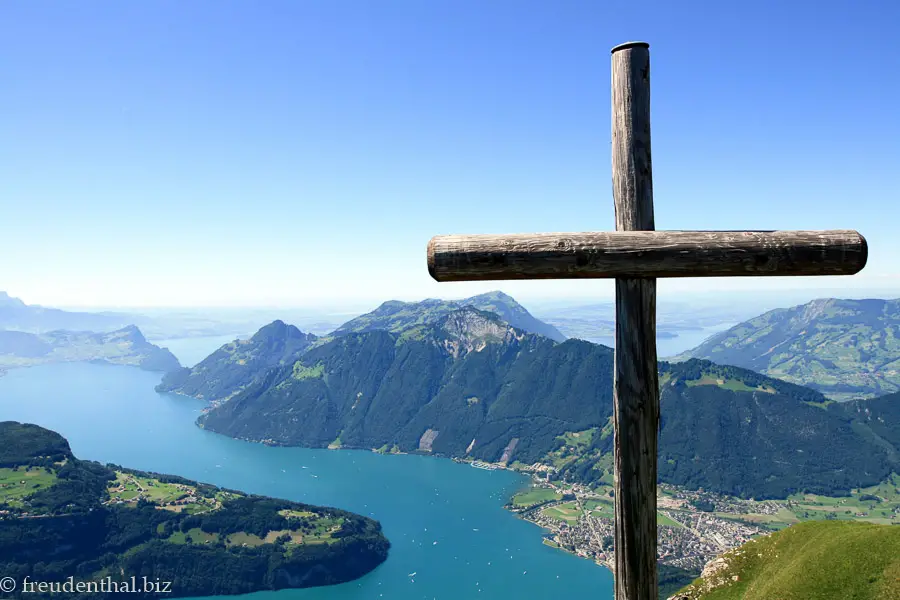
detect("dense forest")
(0, 422), (390, 599)
(551, 360), (899, 498)
(192, 307), (900, 500)
(200, 310), (615, 465)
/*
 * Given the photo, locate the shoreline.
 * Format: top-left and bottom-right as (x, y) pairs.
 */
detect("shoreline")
(164, 388), (900, 582)
(187, 418), (745, 575)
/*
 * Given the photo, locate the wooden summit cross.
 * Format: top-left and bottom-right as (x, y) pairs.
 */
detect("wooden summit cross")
(426, 42), (867, 600)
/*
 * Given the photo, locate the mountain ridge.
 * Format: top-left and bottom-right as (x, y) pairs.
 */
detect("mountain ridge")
(156, 321), (317, 402)
(197, 313), (603, 463)
(0, 325), (180, 373)
(331, 290), (566, 342)
(157, 291), (563, 402)
(158, 293), (900, 500)
(0, 291), (137, 334)
(190, 317), (900, 499)
(675, 298), (900, 401)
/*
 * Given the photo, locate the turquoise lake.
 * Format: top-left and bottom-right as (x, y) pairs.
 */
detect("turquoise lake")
(0, 339), (615, 600)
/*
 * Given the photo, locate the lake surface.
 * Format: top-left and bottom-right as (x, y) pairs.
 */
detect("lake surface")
(0, 354), (614, 599)
(151, 334), (253, 367)
(586, 324), (733, 359)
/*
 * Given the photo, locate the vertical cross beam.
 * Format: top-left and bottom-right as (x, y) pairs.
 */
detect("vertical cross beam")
(610, 42), (658, 600)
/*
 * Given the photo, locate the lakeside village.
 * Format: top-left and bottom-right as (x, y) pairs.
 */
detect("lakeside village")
(457, 458), (900, 572)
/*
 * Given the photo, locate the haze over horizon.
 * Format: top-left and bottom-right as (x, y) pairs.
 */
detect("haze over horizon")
(3, 1), (897, 308)
(5, 285), (900, 317)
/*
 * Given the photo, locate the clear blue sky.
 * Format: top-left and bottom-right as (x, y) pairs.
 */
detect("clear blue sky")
(2, 0), (898, 307)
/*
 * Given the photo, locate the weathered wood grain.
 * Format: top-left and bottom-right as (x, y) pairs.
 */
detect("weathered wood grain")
(613, 278), (658, 600)
(425, 230), (868, 281)
(611, 41), (658, 600)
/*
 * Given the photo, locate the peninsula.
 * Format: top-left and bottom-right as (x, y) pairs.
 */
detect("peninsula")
(0, 422), (390, 598)
(0, 325), (180, 373)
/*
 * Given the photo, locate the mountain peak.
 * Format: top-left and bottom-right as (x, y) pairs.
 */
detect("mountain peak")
(464, 290), (514, 303)
(158, 320), (318, 403)
(459, 291), (566, 342)
(112, 324), (146, 343)
(0, 292), (27, 309)
(333, 292), (566, 342)
(369, 300), (407, 316)
(251, 320), (308, 342)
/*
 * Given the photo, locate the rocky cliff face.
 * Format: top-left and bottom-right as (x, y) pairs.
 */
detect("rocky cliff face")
(437, 308), (525, 357)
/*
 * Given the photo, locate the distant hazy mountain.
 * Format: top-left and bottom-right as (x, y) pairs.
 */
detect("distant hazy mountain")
(157, 320), (318, 402)
(0, 325), (180, 372)
(674, 298), (900, 401)
(331, 290), (566, 342)
(0, 291), (136, 333)
(178, 304), (899, 499)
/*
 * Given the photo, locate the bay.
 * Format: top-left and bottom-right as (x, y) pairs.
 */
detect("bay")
(0, 353), (614, 599)
(585, 324), (733, 359)
(150, 334), (253, 368)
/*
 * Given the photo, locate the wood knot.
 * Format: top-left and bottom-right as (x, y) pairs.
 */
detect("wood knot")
(555, 238), (574, 252)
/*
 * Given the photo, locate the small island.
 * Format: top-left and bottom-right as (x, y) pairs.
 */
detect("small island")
(0, 422), (390, 598)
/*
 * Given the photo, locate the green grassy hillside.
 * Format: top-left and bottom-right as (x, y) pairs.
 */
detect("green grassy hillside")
(672, 520), (900, 600)
(675, 298), (900, 401)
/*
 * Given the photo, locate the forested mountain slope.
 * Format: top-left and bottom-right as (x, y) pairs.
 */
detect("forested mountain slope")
(676, 298), (900, 401)
(191, 306), (900, 499)
(0, 422), (389, 599)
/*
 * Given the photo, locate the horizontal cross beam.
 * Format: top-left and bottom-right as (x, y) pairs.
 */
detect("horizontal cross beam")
(427, 229), (867, 282)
